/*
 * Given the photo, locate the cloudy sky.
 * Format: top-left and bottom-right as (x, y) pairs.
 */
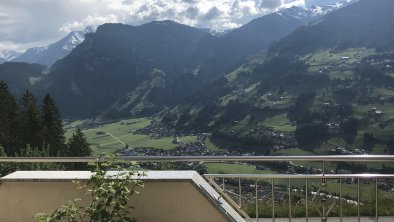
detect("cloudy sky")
(0, 0), (334, 52)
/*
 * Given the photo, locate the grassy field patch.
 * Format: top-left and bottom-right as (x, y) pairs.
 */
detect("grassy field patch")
(205, 163), (274, 174)
(205, 138), (222, 151)
(262, 113), (296, 132)
(64, 118), (199, 154)
(272, 148), (314, 156)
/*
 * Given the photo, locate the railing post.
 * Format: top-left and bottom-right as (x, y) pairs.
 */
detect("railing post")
(255, 180), (258, 222)
(340, 178), (343, 222)
(321, 163), (326, 222)
(288, 178), (291, 222)
(305, 178), (308, 222)
(238, 178), (242, 208)
(272, 178), (275, 222)
(357, 178), (360, 222)
(375, 178), (378, 222)
(321, 161), (326, 186)
(322, 201), (326, 222)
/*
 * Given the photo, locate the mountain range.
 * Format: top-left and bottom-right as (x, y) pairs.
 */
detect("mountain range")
(0, 1), (343, 67)
(0, 3), (342, 66)
(270, 0), (394, 57)
(0, 27), (94, 66)
(1, 0), (391, 121)
(11, 27), (94, 67)
(8, 3), (341, 118)
(172, 0), (394, 119)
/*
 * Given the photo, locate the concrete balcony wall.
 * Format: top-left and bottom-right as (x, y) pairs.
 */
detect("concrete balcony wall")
(0, 171), (244, 222)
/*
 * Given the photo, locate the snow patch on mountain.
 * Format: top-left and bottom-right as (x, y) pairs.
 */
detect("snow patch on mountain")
(201, 28), (229, 37)
(62, 31), (86, 51)
(278, 5), (335, 20)
(12, 26), (95, 66)
(277, 0), (357, 20)
(27, 46), (49, 55)
(62, 27), (94, 51)
(0, 50), (21, 61)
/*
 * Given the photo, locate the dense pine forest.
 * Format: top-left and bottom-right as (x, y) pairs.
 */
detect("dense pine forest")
(0, 81), (91, 174)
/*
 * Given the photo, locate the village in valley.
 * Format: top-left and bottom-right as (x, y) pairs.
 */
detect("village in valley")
(84, 118), (392, 194)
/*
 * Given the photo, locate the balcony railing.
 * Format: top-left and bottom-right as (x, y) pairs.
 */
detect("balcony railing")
(1, 155), (394, 222)
(1, 155), (394, 162)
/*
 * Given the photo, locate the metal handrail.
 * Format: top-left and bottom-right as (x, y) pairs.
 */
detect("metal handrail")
(205, 173), (394, 179)
(1, 155), (394, 163)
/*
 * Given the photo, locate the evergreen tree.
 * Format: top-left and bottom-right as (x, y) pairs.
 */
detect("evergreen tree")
(19, 90), (43, 151)
(340, 117), (359, 145)
(0, 144), (13, 176)
(41, 94), (65, 156)
(0, 81), (20, 156)
(68, 128), (91, 157)
(0, 144), (6, 157)
(67, 128), (91, 170)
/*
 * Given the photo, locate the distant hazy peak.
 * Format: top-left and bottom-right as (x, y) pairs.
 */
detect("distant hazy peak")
(0, 50), (21, 62)
(62, 27), (94, 51)
(83, 26), (95, 33)
(12, 26), (95, 66)
(277, 3), (342, 20)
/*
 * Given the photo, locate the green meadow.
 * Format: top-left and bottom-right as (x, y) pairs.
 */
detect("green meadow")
(65, 118), (196, 154)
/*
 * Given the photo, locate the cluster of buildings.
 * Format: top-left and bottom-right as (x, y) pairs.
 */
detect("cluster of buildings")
(328, 147), (366, 155)
(117, 140), (230, 158)
(253, 126), (298, 151)
(134, 120), (175, 139)
(364, 57), (393, 69)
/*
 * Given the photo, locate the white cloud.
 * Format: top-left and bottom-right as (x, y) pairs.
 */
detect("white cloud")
(0, 0), (305, 51)
(304, 0), (339, 7)
(59, 14), (119, 33)
(260, 0), (284, 9)
(0, 41), (20, 52)
(0, 39), (58, 53)
(283, 0), (305, 7)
